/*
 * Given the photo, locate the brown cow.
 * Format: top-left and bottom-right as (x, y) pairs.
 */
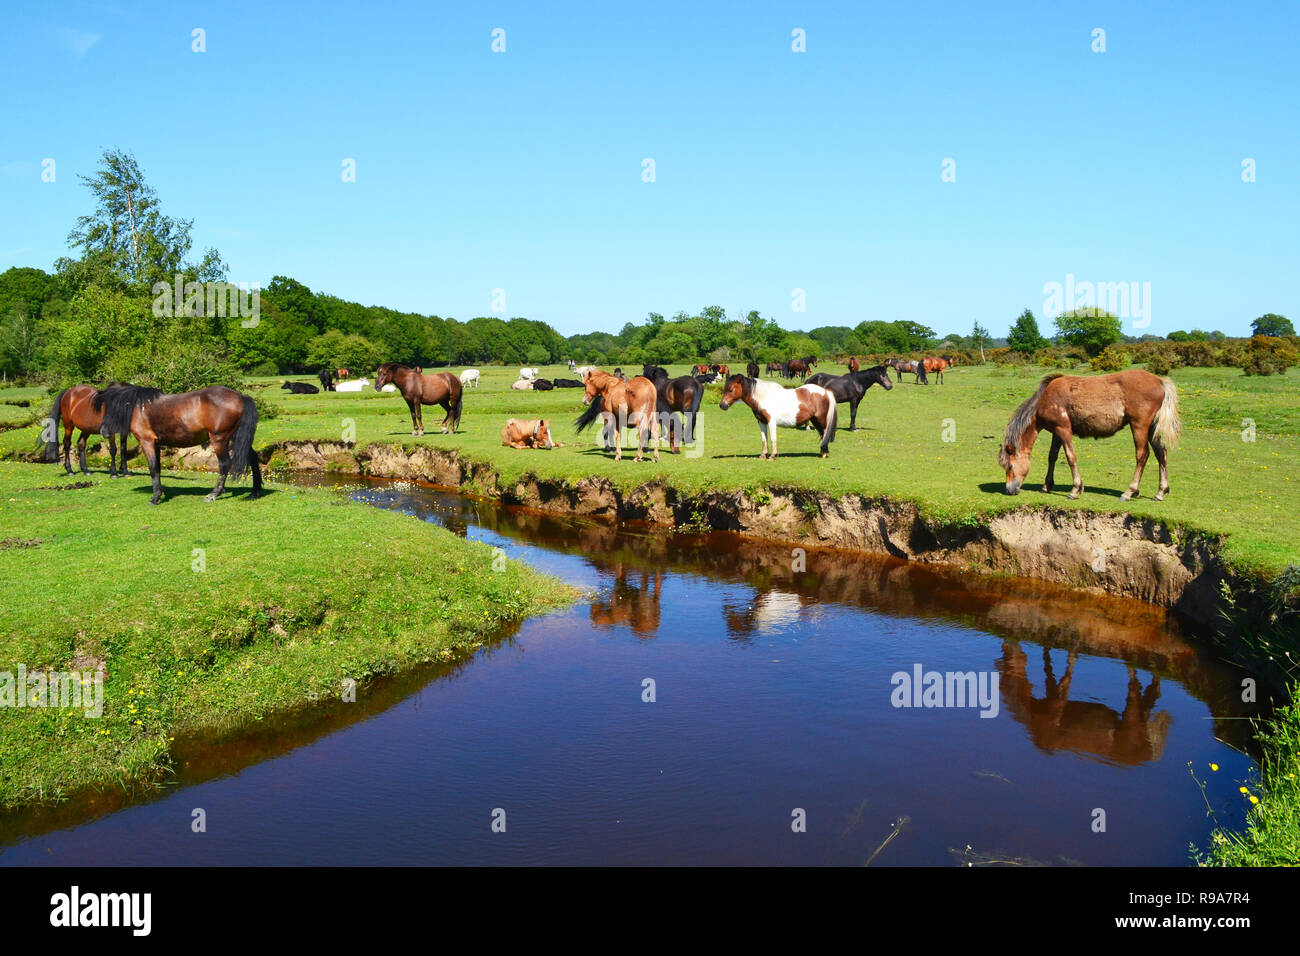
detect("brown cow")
(501, 418), (557, 449)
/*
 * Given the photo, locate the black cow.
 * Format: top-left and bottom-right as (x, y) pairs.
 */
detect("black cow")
(551, 378), (584, 388)
(533, 378), (555, 391)
(282, 381), (320, 394)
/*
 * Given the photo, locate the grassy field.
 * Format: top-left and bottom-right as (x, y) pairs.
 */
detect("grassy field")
(0, 459), (571, 809)
(8, 361), (1292, 576)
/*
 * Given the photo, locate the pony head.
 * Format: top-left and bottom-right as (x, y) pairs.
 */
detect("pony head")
(999, 375), (1058, 493)
(718, 374), (748, 410)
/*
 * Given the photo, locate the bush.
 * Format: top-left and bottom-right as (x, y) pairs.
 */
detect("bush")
(1146, 352), (1174, 375)
(247, 360), (279, 377)
(101, 337), (245, 394)
(1090, 346), (1129, 372)
(1242, 335), (1298, 376)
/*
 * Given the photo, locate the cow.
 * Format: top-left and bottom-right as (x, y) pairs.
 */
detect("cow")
(501, 418), (557, 449)
(552, 378), (584, 388)
(335, 377), (370, 392)
(460, 368), (481, 388)
(318, 369), (335, 391)
(510, 378), (535, 390)
(533, 378), (555, 391)
(519, 367), (539, 381)
(281, 381), (320, 394)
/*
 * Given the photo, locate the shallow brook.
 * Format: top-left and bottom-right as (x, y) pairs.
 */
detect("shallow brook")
(0, 475), (1263, 865)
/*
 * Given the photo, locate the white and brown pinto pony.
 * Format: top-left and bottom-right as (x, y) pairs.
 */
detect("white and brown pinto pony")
(999, 370), (1180, 501)
(718, 374), (838, 459)
(573, 369), (660, 462)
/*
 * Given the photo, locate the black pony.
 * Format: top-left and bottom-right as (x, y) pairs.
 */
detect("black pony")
(644, 366), (706, 452)
(805, 365), (894, 431)
(318, 369), (335, 391)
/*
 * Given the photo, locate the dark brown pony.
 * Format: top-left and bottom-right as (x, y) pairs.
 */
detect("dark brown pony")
(785, 359), (811, 382)
(45, 384), (139, 477)
(573, 370), (660, 461)
(375, 363), (463, 435)
(644, 366), (705, 453)
(847, 356), (860, 373)
(96, 384), (261, 505)
(999, 370), (1180, 501)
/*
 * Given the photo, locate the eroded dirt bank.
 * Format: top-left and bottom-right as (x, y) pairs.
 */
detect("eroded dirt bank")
(258, 440), (1229, 619)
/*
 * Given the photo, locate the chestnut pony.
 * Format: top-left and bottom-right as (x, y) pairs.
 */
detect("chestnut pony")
(999, 370), (1180, 501)
(96, 384), (261, 505)
(375, 363), (463, 435)
(45, 384), (141, 477)
(719, 374), (837, 459)
(573, 369), (660, 462)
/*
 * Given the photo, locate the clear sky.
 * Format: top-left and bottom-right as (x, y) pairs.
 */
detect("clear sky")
(2, 1), (1296, 338)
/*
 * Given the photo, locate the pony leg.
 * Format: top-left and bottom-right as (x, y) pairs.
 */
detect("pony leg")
(206, 438), (231, 501)
(757, 423), (768, 459)
(650, 415), (659, 463)
(62, 425), (74, 475)
(77, 430), (90, 475)
(1150, 435), (1170, 500)
(1043, 435), (1062, 493)
(1061, 434), (1084, 499)
(107, 433), (119, 477)
(1120, 424), (1151, 501)
(249, 455), (263, 500)
(769, 422), (779, 459)
(119, 432), (132, 476)
(141, 439), (164, 505)
(848, 397), (859, 431)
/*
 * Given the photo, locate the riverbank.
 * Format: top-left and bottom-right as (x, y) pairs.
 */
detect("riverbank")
(0, 461), (573, 810)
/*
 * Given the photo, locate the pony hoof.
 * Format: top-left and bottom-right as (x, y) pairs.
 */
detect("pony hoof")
(203, 493), (218, 502)
(1068, 490), (1081, 500)
(149, 498), (161, 506)
(1119, 492), (1133, 502)
(1042, 485), (1053, 494)
(1154, 492), (1166, 501)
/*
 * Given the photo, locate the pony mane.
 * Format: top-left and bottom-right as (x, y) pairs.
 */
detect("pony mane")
(94, 383), (164, 435)
(1002, 373), (1063, 456)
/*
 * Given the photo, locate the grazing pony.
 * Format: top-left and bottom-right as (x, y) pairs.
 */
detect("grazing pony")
(805, 365), (894, 430)
(336, 368), (351, 380)
(922, 356), (951, 384)
(644, 366), (706, 453)
(375, 363), (464, 435)
(95, 384), (261, 505)
(45, 384), (141, 477)
(718, 375), (837, 459)
(999, 370), (1180, 501)
(746, 361), (760, 378)
(460, 368), (481, 388)
(318, 369), (335, 391)
(765, 361), (784, 376)
(785, 359), (811, 382)
(887, 358), (928, 384)
(573, 370), (660, 462)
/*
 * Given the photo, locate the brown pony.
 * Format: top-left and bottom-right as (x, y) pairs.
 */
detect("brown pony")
(96, 384), (261, 505)
(375, 363), (463, 435)
(45, 384), (138, 477)
(922, 356), (950, 383)
(573, 369), (660, 462)
(848, 356), (860, 373)
(999, 370), (1180, 501)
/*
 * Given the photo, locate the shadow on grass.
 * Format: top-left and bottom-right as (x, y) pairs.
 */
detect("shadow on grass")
(976, 481), (1133, 499)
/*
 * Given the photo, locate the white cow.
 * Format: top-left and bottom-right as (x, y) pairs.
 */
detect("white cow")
(380, 383), (398, 392)
(575, 365), (597, 381)
(519, 367), (539, 381)
(335, 377), (370, 392)
(510, 378), (535, 390)
(460, 368), (481, 388)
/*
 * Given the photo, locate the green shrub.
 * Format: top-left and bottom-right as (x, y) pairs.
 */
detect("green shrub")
(1146, 352), (1173, 375)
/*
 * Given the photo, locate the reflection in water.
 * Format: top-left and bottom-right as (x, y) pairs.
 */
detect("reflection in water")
(348, 477), (1256, 755)
(999, 644), (1172, 766)
(0, 473), (1266, 866)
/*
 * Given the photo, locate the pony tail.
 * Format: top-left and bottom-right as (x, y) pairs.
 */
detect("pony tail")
(574, 394), (604, 433)
(228, 395), (259, 478)
(1154, 378), (1181, 450)
(44, 389), (66, 461)
(450, 379), (464, 432)
(823, 394), (838, 447)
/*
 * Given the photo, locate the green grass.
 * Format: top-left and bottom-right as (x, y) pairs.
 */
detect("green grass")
(0, 460), (571, 810)
(1196, 689), (1300, 866)
(5, 363), (1297, 575)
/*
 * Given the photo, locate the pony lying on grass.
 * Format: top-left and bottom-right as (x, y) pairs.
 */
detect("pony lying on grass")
(718, 374), (837, 459)
(999, 369), (1180, 501)
(501, 418), (558, 449)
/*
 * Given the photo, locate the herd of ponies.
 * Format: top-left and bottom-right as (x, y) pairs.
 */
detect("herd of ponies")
(42, 355), (1180, 506)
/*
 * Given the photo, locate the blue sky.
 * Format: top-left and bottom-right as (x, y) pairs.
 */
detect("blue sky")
(2, 1), (1296, 337)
